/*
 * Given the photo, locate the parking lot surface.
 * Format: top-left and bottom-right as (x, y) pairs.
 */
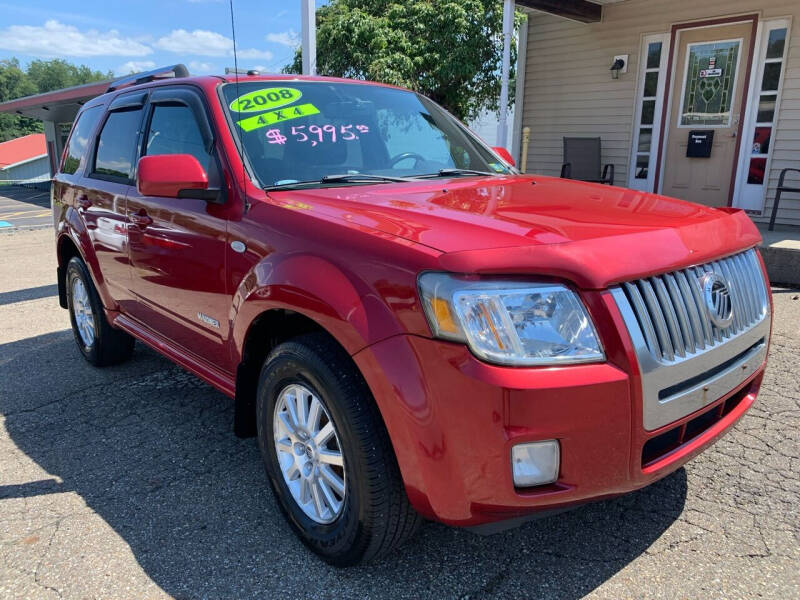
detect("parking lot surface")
(1, 229), (798, 600)
(0, 186), (52, 231)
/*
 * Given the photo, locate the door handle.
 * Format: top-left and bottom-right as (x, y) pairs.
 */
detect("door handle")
(130, 211), (153, 228)
(77, 196), (92, 211)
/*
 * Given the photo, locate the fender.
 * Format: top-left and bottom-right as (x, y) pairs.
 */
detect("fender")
(230, 252), (405, 364)
(58, 206), (119, 311)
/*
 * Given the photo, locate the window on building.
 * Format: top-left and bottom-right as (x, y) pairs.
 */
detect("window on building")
(747, 27), (787, 186)
(629, 35), (669, 191)
(680, 40), (741, 127)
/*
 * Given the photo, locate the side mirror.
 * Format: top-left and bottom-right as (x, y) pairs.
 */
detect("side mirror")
(492, 146), (516, 168)
(137, 154), (209, 199)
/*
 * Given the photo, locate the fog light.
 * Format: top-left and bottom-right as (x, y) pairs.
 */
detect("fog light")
(512, 441), (560, 487)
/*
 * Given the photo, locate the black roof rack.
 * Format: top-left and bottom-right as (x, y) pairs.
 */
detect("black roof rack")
(106, 64), (190, 93)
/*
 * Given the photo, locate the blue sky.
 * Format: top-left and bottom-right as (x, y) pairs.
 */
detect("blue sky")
(0, 0), (327, 76)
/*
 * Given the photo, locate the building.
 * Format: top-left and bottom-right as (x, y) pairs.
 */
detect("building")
(515, 0), (800, 228)
(1, 4), (797, 227)
(0, 80), (113, 180)
(0, 133), (49, 185)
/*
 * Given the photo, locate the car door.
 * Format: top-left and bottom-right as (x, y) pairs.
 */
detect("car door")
(81, 92), (149, 307)
(125, 86), (231, 368)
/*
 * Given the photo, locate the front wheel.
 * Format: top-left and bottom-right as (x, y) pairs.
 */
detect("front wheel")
(66, 256), (134, 366)
(256, 333), (420, 566)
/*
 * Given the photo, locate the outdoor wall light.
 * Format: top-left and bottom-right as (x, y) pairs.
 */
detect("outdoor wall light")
(610, 58), (626, 79)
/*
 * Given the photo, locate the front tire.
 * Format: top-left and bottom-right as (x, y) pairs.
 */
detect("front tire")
(256, 333), (420, 566)
(66, 256), (134, 366)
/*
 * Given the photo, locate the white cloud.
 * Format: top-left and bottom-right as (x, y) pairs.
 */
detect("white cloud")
(116, 60), (157, 75)
(188, 61), (216, 74)
(154, 28), (272, 60)
(237, 47), (274, 60)
(155, 29), (232, 56)
(266, 30), (299, 48)
(0, 20), (152, 57)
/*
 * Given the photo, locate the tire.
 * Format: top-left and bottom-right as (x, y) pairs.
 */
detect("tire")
(256, 333), (421, 566)
(65, 256), (135, 367)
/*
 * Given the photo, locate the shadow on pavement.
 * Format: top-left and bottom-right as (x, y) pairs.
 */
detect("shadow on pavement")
(0, 331), (687, 599)
(0, 284), (58, 306)
(0, 185), (51, 210)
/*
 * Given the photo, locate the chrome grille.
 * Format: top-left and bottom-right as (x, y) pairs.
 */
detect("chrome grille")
(620, 249), (768, 363)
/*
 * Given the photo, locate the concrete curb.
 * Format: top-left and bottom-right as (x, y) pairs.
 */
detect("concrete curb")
(760, 244), (800, 287)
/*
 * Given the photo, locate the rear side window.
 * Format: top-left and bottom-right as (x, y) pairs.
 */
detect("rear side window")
(93, 107), (144, 181)
(145, 104), (211, 172)
(61, 106), (102, 175)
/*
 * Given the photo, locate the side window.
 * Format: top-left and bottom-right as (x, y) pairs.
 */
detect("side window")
(93, 107), (144, 181)
(145, 104), (212, 173)
(61, 106), (102, 175)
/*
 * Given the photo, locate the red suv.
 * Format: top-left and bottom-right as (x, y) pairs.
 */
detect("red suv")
(53, 65), (772, 566)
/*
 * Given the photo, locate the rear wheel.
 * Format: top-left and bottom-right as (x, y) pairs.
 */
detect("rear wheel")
(256, 333), (420, 566)
(66, 256), (134, 366)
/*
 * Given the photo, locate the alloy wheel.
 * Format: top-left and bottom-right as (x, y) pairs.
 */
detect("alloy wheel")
(71, 278), (95, 347)
(273, 383), (347, 524)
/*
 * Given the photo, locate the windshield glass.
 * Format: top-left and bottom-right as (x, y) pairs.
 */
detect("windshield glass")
(220, 81), (511, 188)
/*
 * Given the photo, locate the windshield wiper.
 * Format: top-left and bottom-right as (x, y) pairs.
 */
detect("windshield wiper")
(265, 173), (413, 191)
(414, 168), (499, 179)
(321, 173), (415, 183)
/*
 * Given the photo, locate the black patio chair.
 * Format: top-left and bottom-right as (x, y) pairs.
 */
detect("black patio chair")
(560, 137), (614, 185)
(769, 168), (800, 231)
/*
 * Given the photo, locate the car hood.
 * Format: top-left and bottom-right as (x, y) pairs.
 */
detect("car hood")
(273, 175), (762, 289)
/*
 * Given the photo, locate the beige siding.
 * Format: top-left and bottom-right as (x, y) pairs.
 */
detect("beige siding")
(521, 0), (800, 227)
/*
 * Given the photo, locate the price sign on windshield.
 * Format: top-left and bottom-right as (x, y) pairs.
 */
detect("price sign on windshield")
(229, 87), (302, 113)
(266, 124), (371, 146)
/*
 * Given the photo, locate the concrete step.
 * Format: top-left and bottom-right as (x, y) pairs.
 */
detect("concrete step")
(758, 225), (800, 287)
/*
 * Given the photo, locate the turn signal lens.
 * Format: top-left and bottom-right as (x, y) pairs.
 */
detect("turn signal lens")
(431, 297), (459, 336)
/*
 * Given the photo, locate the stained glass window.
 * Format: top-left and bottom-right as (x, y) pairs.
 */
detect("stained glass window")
(680, 40), (740, 126)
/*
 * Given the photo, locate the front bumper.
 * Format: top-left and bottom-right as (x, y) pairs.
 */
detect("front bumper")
(352, 289), (768, 526)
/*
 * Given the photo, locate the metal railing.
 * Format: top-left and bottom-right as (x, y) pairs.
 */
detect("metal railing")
(769, 168), (800, 231)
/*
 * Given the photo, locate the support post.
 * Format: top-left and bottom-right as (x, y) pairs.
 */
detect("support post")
(520, 127), (531, 174)
(301, 0), (317, 76)
(511, 15), (528, 164)
(42, 120), (62, 177)
(497, 0), (514, 149)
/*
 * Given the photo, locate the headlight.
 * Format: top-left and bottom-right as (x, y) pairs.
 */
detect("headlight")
(418, 273), (604, 366)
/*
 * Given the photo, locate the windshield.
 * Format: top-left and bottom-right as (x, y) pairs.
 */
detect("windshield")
(220, 81), (511, 188)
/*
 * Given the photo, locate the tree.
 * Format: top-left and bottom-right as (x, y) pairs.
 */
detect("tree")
(0, 59), (111, 142)
(285, 0), (522, 121)
(0, 59), (39, 142)
(27, 59), (111, 94)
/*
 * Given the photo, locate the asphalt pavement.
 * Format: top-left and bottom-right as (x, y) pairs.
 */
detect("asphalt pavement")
(0, 229), (798, 599)
(0, 186), (52, 232)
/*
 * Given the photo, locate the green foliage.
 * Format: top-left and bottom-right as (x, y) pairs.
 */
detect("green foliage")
(285, 0), (524, 121)
(0, 58), (111, 142)
(0, 59), (39, 142)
